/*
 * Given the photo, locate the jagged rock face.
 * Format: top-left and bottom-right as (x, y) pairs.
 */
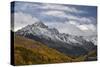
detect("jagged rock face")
(16, 22), (97, 56)
(32, 22), (48, 28)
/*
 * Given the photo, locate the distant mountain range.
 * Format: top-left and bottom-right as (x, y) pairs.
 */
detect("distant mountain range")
(15, 22), (97, 57)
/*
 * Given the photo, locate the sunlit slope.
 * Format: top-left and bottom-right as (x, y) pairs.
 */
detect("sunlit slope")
(14, 35), (73, 65)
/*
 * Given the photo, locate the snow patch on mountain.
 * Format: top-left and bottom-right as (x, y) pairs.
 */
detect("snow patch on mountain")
(16, 22), (97, 46)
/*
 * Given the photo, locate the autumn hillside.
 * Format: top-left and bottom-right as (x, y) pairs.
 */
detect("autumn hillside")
(14, 35), (73, 65)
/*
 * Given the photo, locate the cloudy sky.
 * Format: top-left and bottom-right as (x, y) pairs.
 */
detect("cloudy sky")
(11, 1), (97, 36)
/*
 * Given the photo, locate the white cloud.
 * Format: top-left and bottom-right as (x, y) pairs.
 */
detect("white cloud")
(77, 24), (96, 31)
(68, 20), (96, 32)
(45, 20), (96, 36)
(68, 20), (78, 25)
(61, 14), (96, 24)
(43, 10), (67, 17)
(16, 2), (87, 14)
(41, 4), (86, 14)
(77, 25), (89, 31)
(13, 12), (39, 31)
(12, 12), (96, 36)
(43, 10), (96, 25)
(43, 8), (97, 36)
(45, 22), (85, 35)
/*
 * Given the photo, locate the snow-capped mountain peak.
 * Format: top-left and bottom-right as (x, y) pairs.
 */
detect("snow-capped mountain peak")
(16, 22), (97, 46)
(16, 22), (97, 56)
(31, 22), (48, 28)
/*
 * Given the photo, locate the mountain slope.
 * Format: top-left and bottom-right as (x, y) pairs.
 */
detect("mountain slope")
(14, 35), (73, 65)
(16, 22), (97, 57)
